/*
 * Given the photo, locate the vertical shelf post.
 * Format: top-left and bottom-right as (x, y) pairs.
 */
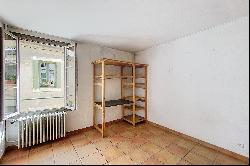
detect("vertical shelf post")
(101, 61), (106, 137)
(144, 66), (148, 121)
(93, 64), (96, 126)
(132, 64), (136, 126)
(121, 66), (124, 118)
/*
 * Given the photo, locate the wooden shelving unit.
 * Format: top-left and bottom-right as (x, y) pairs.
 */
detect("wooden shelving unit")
(92, 58), (148, 137)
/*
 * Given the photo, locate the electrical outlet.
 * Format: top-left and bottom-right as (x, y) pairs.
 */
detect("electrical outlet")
(237, 144), (245, 149)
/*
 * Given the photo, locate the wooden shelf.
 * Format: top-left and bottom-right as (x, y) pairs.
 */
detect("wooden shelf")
(93, 58), (147, 137)
(123, 83), (146, 89)
(135, 64), (147, 68)
(124, 105), (145, 111)
(123, 115), (145, 124)
(136, 83), (146, 89)
(95, 74), (144, 79)
(95, 99), (133, 107)
(95, 75), (133, 79)
(136, 75), (145, 79)
(123, 83), (133, 87)
(92, 58), (133, 66)
(124, 96), (146, 102)
(92, 58), (148, 67)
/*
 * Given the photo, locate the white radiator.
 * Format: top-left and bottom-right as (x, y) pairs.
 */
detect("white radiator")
(17, 111), (67, 149)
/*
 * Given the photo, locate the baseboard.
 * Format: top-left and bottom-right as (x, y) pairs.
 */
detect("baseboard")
(66, 118), (124, 136)
(147, 121), (249, 164)
(66, 125), (94, 137)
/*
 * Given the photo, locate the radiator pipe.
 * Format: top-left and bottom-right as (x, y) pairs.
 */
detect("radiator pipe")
(50, 113), (52, 141)
(64, 112), (66, 137)
(18, 121), (20, 149)
(55, 112), (58, 139)
(58, 113), (60, 138)
(25, 118), (28, 147)
(33, 117), (35, 145)
(46, 114), (49, 142)
(40, 115), (42, 143)
(52, 113), (54, 140)
(29, 117), (31, 146)
(21, 120), (24, 148)
(37, 116), (39, 144)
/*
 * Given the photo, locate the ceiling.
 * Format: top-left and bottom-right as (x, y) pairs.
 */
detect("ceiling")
(0, 0), (249, 52)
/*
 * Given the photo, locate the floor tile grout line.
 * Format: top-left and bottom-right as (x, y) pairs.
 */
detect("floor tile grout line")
(81, 145), (100, 159)
(180, 142), (197, 161)
(138, 142), (163, 157)
(105, 151), (129, 164)
(164, 142), (192, 158)
(189, 144), (219, 162)
(69, 138), (84, 165)
(141, 155), (165, 165)
(179, 143), (217, 165)
(51, 143), (56, 165)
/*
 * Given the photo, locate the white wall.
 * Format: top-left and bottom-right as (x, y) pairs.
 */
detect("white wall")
(136, 17), (249, 157)
(66, 43), (134, 132)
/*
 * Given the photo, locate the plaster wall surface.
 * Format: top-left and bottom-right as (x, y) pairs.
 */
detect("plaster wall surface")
(136, 17), (249, 157)
(66, 43), (134, 132)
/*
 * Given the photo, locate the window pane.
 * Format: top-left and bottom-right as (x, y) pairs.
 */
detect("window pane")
(4, 33), (17, 117)
(66, 46), (76, 109)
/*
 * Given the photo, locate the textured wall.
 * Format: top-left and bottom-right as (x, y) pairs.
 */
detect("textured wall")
(66, 43), (134, 132)
(136, 17), (249, 157)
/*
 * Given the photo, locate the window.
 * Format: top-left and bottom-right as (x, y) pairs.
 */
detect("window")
(2, 30), (77, 118)
(3, 32), (18, 118)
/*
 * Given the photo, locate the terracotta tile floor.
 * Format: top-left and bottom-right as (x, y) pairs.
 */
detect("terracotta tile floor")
(0, 121), (248, 165)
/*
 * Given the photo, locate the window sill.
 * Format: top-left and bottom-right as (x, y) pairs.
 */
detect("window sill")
(33, 88), (62, 92)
